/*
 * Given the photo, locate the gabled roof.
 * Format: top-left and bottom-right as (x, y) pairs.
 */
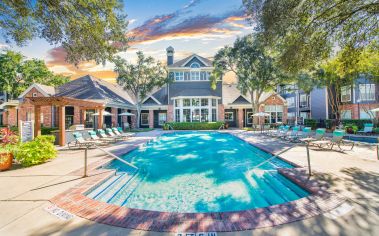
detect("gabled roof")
(169, 54), (212, 68)
(231, 95), (250, 105)
(55, 75), (135, 107)
(18, 83), (55, 98)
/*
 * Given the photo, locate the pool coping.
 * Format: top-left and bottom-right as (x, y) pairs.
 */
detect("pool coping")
(50, 131), (346, 232)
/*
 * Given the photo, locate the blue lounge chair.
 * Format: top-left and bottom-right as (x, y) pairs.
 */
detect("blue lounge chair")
(357, 123), (374, 135)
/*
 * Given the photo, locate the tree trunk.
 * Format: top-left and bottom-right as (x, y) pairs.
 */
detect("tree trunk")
(136, 103), (141, 129)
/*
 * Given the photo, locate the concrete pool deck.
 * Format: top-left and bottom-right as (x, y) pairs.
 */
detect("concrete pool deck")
(0, 130), (378, 235)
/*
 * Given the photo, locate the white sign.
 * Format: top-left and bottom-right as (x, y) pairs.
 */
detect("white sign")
(176, 233), (217, 236)
(45, 204), (74, 220)
(19, 120), (34, 142)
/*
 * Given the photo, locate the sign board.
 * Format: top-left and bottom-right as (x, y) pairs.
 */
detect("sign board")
(44, 204), (74, 220)
(19, 120), (34, 142)
(176, 233), (217, 236)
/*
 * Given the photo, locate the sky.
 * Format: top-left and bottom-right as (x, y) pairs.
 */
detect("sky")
(0, 0), (252, 83)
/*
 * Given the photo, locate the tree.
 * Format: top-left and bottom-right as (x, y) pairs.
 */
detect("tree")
(113, 51), (168, 128)
(212, 34), (288, 118)
(0, 0), (128, 65)
(0, 50), (70, 99)
(243, 0), (379, 73)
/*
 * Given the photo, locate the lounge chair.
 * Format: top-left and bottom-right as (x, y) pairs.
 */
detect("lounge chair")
(97, 129), (120, 142)
(300, 128), (326, 144)
(311, 129), (355, 150)
(273, 125), (290, 138)
(357, 123), (374, 135)
(68, 132), (100, 149)
(88, 130), (112, 144)
(112, 127), (133, 138)
(104, 128), (125, 141)
(284, 126), (300, 141)
(266, 125), (285, 137)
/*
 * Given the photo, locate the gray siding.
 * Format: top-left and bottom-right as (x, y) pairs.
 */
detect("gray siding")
(310, 88), (328, 119)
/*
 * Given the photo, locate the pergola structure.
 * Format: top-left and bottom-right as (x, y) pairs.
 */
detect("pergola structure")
(26, 97), (104, 146)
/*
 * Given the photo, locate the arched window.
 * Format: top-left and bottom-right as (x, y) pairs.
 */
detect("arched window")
(190, 62), (200, 68)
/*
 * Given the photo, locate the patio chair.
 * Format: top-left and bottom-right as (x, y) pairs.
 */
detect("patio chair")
(266, 125), (284, 137)
(284, 126), (300, 141)
(311, 129), (355, 150)
(357, 123), (374, 135)
(88, 130), (112, 144)
(97, 129), (120, 142)
(273, 125), (290, 138)
(112, 127), (133, 138)
(300, 128), (326, 143)
(68, 132), (100, 149)
(105, 128), (125, 141)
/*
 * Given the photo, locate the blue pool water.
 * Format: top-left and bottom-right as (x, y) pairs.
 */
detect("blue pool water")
(87, 132), (309, 213)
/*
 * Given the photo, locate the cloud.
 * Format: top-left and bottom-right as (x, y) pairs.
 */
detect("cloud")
(0, 43), (9, 49)
(128, 4), (248, 45)
(46, 47), (117, 82)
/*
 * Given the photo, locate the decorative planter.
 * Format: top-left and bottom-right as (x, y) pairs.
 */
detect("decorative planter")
(0, 152), (13, 171)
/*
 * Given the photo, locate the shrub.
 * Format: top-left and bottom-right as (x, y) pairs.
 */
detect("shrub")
(373, 128), (379, 134)
(341, 119), (372, 130)
(15, 135), (57, 167)
(166, 122), (224, 130)
(41, 127), (58, 135)
(304, 119), (318, 130)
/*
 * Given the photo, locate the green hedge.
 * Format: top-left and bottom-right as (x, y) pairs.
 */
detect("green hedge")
(304, 119), (318, 130)
(164, 122), (224, 130)
(341, 119), (372, 130)
(41, 127), (59, 135)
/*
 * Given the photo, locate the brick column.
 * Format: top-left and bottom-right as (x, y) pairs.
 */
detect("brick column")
(167, 105), (174, 122)
(131, 110), (137, 129)
(149, 110), (154, 128)
(73, 106), (81, 125)
(218, 104), (225, 121)
(111, 107), (118, 127)
(283, 105), (288, 124)
(238, 108), (244, 128)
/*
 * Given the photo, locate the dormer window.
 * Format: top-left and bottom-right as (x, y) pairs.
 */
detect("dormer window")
(190, 62), (200, 68)
(32, 93), (38, 97)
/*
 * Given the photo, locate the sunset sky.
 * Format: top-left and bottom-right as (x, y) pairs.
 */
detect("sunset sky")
(0, 0), (252, 83)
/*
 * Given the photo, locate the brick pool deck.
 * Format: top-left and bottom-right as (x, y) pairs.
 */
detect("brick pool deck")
(50, 131), (346, 232)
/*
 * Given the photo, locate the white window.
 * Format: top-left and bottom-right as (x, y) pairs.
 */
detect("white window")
(225, 112), (234, 121)
(360, 109), (374, 119)
(212, 109), (217, 122)
(300, 94), (309, 107)
(175, 109), (180, 122)
(212, 99), (217, 107)
(158, 113), (167, 125)
(183, 99), (191, 107)
(174, 99), (180, 107)
(175, 72), (184, 81)
(264, 105), (284, 123)
(141, 113), (149, 125)
(286, 97), (295, 107)
(174, 97), (217, 122)
(190, 71), (200, 80)
(190, 62), (200, 68)
(32, 93), (38, 97)
(359, 84), (375, 101)
(341, 86), (351, 102)
(341, 110), (352, 120)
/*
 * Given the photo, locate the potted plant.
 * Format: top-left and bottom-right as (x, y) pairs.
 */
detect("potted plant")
(0, 128), (19, 171)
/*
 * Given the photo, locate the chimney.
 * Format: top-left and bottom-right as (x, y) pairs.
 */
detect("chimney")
(166, 46), (174, 65)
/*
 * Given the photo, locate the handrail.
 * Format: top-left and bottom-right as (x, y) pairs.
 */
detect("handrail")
(95, 145), (139, 170)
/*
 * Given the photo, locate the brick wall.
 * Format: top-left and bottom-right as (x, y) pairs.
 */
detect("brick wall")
(131, 110), (137, 128)
(148, 110), (154, 128)
(73, 106), (81, 125)
(111, 107), (118, 127)
(237, 108), (244, 128)
(340, 103), (379, 119)
(167, 105), (174, 122)
(218, 104), (225, 121)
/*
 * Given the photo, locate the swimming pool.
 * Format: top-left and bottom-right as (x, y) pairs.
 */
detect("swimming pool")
(87, 132), (309, 213)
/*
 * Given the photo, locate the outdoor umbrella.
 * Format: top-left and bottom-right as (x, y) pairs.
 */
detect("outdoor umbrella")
(118, 112), (135, 116)
(92, 111), (113, 116)
(251, 112), (270, 133)
(371, 108), (379, 112)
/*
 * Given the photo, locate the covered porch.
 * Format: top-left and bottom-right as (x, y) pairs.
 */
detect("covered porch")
(26, 97), (104, 146)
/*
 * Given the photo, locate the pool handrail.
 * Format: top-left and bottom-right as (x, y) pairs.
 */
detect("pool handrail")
(95, 145), (138, 170)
